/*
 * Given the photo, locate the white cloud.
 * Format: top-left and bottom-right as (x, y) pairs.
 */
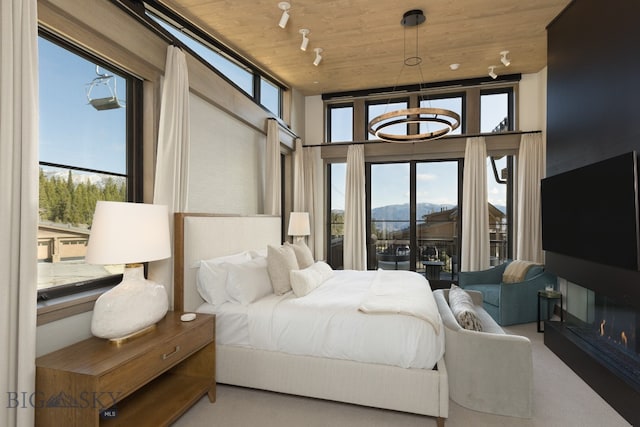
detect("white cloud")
(417, 173), (437, 181)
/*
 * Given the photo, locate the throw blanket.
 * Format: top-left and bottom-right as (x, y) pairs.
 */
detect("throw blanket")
(359, 269), (441, 335)
(503, 260), (540, 283)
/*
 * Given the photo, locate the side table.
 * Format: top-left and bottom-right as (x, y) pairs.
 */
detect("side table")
(537, 289), (563, 333)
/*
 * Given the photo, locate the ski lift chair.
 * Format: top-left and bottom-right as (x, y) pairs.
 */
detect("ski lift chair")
(86, 65), (125, 111)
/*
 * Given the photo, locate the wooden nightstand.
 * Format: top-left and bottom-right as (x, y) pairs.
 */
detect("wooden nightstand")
(35, 312), (215, 427)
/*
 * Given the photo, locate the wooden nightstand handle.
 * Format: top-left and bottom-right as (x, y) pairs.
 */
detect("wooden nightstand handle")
(162, 345), (181, 360)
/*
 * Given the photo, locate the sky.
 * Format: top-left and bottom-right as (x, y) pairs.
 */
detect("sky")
(39, 36), (127, 175)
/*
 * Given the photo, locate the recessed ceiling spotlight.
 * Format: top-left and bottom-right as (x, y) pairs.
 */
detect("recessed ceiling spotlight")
(488, 65), (498, 79)
(278, 2), (291, 29)
(449, 63), (460, 70)
(500, 50), (511, 67)
(299, 29), (310, 51)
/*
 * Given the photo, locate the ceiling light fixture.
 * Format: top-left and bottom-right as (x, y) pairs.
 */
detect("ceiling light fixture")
(313, 48), (323, 66)
(488, 65), (498, 79)
(500, 50), (511, 67)
(449, 63), (460, 71)
(278, 2), (290, 29)
(367, 10), (460, 143)
(299, 29), (310, 51)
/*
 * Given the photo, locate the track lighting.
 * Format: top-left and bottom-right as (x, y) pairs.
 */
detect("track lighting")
(488, 65), (497, 79)
(313, 48), (323, 66)
(299, 29), (310, 51)
(278, 2), (290, 29)
(500, 50), (511, 67)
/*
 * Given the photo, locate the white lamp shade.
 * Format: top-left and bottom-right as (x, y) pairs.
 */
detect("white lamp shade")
(85, 201), (171, 265)
(288, 212), (310, 237)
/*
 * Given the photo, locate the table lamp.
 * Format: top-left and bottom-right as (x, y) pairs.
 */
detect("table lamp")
(287, 212), (310, 243)
(85, 201), (171, 343)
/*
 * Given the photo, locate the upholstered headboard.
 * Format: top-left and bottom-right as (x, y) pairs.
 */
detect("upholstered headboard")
(173, 213), (281, 312)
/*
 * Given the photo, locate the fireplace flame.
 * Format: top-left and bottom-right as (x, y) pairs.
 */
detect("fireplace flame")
(599, 319), (606, 336)
(621, 331), (628, 348)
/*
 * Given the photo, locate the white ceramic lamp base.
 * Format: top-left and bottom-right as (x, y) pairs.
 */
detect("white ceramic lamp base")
(91, 265), (169, 341)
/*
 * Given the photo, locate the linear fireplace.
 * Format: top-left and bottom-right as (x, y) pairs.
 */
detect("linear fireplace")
(544, 254), (640, 425)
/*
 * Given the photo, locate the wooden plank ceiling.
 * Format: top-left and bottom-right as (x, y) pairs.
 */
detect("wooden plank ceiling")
(157, 0), (572, 96)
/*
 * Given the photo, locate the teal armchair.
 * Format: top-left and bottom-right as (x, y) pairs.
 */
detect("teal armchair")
(458, 261), (557, 326)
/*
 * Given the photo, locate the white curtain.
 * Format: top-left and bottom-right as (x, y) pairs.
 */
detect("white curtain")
(265, 119), (281, 215)
(303, 146), (318, 256)
(0, 0), (39, 425)
(516, 133), (545, 263)
(344, 145), (367, 270)
(461, 137), (490, 272)
(149, 46), (190, 307)
(292, 138), (305, 212)
(291, 138), (318, 256)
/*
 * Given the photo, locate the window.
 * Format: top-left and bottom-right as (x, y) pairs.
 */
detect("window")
(416, 161), (460, 280)
(366, 99), (408, 140)
(420, 95), (464, 135)
(481, 89), (513, 133)
(260, 77), (281, 116)
(327, 163), (346, 269)
(370, 163), (410, 271)
(323, 80), (519, 273)
(147, 6), (284, 118)
(327, 104), (353, 142)
(37, 32), (142, 300)
(487, 156), (512, 266)
(369, 161), (461, 282)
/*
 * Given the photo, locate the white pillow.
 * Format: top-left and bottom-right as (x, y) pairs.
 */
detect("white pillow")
(267, 244), (299, 295)
(285, 241), (314, 269)
(290, 261), (334, 297)
(225, 257), (272, 305)
(249, 248), (268, 259)
(196, 251), (252, 305)
(313, 260), (334, 282)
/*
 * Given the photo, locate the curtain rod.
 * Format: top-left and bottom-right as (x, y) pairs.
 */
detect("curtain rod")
(301, 130), (542, 148)
(268, 117), (299, 139)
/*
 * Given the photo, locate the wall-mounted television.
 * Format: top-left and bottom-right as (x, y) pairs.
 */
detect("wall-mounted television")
(541, 151), (640, 271)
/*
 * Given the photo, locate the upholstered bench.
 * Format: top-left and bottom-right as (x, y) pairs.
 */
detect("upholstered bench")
(433, 288), (533, 418)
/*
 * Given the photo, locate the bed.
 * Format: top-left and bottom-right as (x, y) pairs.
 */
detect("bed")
(174, 213), (448, 426)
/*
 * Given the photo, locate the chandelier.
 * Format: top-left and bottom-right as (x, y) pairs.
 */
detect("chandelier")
(367, 10), (460, 143)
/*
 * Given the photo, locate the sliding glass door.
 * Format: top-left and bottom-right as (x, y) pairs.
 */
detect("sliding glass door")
(368, 160), (461, 282)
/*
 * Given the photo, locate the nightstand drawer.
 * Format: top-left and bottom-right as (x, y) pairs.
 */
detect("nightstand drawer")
(101, 320), (213, 398)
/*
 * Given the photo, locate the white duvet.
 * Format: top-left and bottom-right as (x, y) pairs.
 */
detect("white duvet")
(247, 269), (444, 369)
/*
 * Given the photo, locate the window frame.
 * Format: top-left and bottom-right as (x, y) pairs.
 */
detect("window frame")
(36, 29), (143, 303)
(480, 87), (515, 133)
(144, 2), (285, 118)
(327, 102), (354, 142)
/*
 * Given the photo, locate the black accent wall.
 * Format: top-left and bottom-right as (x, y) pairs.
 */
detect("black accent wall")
(546, 0), (640, 309)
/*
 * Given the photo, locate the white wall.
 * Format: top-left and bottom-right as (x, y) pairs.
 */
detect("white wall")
(187, 94), (266, 214)
(519, 68), (548, 132)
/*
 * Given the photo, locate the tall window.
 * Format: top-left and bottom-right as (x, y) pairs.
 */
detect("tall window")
(37, 33), (141, 299)
(416, 161), (460, 280)
(369, 161), (461, 282)
(327, 163), (346, 269)
(487, 156), (511, 265)
(370, 163), (411, 270)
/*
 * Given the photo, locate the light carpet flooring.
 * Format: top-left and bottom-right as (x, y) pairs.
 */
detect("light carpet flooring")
(173, 322), (631, 427)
